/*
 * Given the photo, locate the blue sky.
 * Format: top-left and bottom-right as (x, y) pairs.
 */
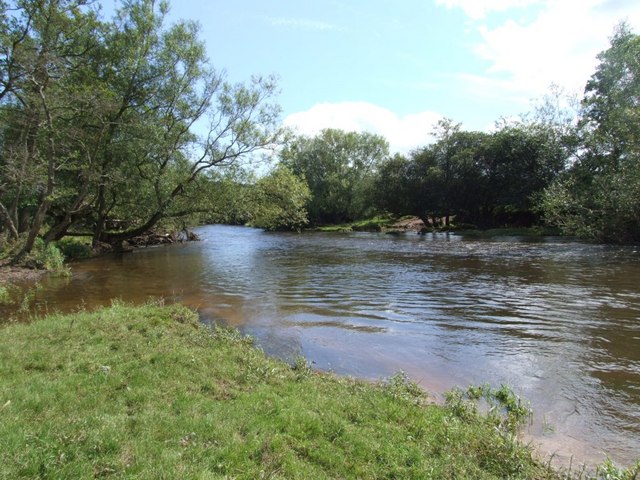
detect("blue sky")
(104, 0), (640, 153)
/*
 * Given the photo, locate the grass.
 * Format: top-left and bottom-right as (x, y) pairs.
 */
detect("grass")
(0, 303), (638, 479)
(311, 215), (400, 233)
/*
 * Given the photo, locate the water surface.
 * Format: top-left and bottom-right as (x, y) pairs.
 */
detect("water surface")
(23, 225), (640, 467)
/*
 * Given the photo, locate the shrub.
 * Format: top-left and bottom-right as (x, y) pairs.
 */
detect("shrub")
(57, 238), (93, 261)
(23, 238), (67, 272)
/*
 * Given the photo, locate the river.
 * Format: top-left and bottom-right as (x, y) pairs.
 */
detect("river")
(17, 225), (640, 467)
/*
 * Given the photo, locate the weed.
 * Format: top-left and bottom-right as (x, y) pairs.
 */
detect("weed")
(594, 458), (640, 480)
(445, 383), (532, 434)
(292, 355), (313, 379)
(383, 371), (426, 404)
(22, 238), (69, 274)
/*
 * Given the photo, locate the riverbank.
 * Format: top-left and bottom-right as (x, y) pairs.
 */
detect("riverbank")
(309, 215), (562, 236)
(0, 303), (570, 479)
(0, 259), (49, 284)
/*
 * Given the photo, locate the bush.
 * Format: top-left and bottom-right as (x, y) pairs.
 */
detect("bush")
(23, 238), (66, 272)
(57, 238), (93, 261)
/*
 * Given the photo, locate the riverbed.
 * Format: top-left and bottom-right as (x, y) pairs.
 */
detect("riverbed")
(15, 225), (640, 467)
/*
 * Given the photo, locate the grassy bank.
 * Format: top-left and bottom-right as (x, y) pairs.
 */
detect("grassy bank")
(310, 215), (399, 233)
(0, 304), (636, 479)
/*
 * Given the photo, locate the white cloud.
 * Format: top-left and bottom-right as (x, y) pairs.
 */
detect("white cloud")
(435, 0), (540, 20)
(440, 0), (640, 103)
(283, 102), (442, 154)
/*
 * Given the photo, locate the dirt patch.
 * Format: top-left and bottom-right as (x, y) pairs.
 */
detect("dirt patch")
(390, 217), (426, 232)
(0, 260), (48, 285)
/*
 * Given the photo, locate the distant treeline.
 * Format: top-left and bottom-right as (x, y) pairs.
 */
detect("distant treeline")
(274, 23), (640, 243)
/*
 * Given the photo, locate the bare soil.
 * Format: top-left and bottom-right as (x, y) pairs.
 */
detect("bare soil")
(0, 260), (47, 285)
(390, 217), (426, 232)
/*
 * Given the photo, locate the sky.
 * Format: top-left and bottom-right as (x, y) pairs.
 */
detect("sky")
(103, 0), (640, 153)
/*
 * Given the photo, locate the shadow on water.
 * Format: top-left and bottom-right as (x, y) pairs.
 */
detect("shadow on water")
(9, 224), (640, 468)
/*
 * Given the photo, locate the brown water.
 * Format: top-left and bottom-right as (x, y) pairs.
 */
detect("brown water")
(11, 225), (640, 467)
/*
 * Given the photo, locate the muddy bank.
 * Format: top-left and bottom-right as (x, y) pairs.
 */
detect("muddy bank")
(0, 260), (48, 285)
(388, 217), (426, 232)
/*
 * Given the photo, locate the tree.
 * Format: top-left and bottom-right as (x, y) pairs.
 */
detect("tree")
(375, 122), (487, 227)
(249, 166), (310, 231)
(0, 0), (284, 257)
(373, 119), (566, 229)
(477, 122), (566, 227)
(0, 0), (100, 256)
(373, 153), (416, 219)
(582, 22), (640, 163)
(541, 23), (640, 243)
(281, 129), (389, 225)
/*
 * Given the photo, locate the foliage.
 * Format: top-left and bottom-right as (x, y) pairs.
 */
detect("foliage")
(190, 167), (256, 226)
(56, 237), (93, 261)
(383, 371), (427, 405)
(0, 303), (568, 479)
(249, 166), (311, 231)
(0, 0), (283, 257)
(540, 23), (640, 243)
(281, 129), (389, 225)
(594, 458), (640, 480)
(21, 238), (67, 272)
(374, 119), (566, 229)
(445, 384), (531, 435)
(311, 214), (398, 232)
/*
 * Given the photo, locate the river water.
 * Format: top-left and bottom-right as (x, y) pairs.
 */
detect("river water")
(18, 225), (640, 467)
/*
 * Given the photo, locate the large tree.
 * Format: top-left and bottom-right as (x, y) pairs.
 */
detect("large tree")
(0, 0), (101, 256)
(374, 122), (487, 227)
(0, 0), (283, 256)
(249, 166), (311, 231)
(541, 23), (640, 243)
(281, 129), (389, 225)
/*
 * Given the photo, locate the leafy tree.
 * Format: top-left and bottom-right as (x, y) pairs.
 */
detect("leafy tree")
(84, 1), (283, 248)
(373, 153), (417, 220)
(582, 23), (640, 162)
(477, 122), (566, 227)
(375, 122), (487, 227)
(281, 129), (389, 225)
(249, 166), (310, 231)
(0, 0), (100, 256)
(541, 23), (640, 243)
(374, 120), (565, 229)
(417, 120), (487, 227)
(0, 0), (284, 257)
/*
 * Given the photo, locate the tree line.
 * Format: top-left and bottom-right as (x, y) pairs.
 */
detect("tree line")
(273, 23), (640, 243)
(1, 1), (638, 264)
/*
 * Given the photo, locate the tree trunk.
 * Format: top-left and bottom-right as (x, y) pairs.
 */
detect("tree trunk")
(0, 201), (19, 241)
(18, 84), (56, 258)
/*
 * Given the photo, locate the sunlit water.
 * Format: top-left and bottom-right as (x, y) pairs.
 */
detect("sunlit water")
(12, 225), (640, 467)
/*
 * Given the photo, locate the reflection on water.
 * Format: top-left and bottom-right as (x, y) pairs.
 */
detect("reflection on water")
(17, 225), (640, 467)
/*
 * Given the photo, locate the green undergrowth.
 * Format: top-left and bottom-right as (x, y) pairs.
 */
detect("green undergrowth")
(1, 236), (70, 273)
(0, 303), (637, 479)
(311, 215), (399, 233)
